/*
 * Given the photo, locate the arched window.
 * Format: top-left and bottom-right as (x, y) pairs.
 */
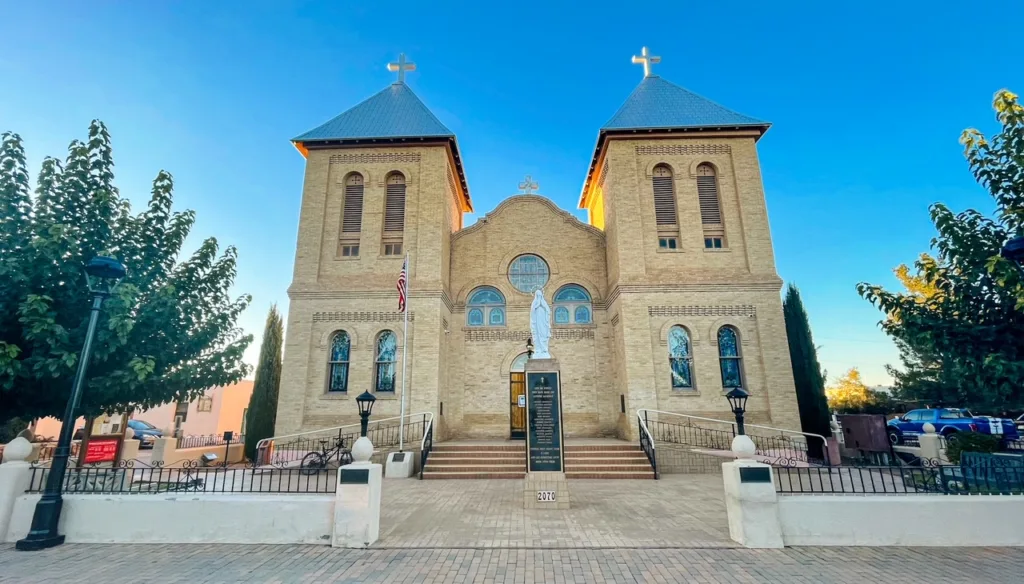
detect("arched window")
(553, 285), (592, 325)
(382, 172), (406, 255)
(467, 286), (505, 327)
(717, 326), (743, 390)
(508, 254), (549, 293)
(697, 164), (725, 249)
(511, 352), (529, 372)
(327, 331), (351, 392)
(339, 173), (363, 257)
(668, 326), (693, 389)
(652, 164), (680, 250)
(374, 331), (398, 393)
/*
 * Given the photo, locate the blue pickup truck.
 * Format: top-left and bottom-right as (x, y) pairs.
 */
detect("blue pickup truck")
(887, 408), (1020, 445)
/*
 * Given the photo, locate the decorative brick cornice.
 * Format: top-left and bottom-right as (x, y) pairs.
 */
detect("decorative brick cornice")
(329, 152), (421, 164)
(452, 195), (605, 242)
(464, 328), (595, 342)
(634, 144), (732, 156)
(313, 311), (414, 323)
(648, 305), (756, 318)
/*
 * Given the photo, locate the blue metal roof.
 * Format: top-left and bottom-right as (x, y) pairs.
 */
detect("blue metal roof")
(602, 76), (767, 131)
(292, 82), (454, 142)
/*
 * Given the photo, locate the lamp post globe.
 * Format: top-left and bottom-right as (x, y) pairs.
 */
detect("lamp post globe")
(725, 387), (749, 436)
(355, 390), (376, 437)
(16, 256), (126, 551)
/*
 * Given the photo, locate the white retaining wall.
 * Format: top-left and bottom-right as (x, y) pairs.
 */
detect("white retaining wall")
(4, 493), (335, 545)
(778, 495), (1024, 547)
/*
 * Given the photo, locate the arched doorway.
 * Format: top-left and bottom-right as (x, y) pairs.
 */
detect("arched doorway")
(509, 353), (529, 440)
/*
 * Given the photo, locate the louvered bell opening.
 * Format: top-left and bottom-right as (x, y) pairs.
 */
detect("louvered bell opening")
(341, 184), (364, 234)
(652, 175), (678, 226)
(697, 175), (722, 226)
(384, 183), (406, 233)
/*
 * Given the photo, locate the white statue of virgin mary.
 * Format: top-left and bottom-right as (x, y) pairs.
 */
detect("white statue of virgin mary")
(530, 289), (552, 359)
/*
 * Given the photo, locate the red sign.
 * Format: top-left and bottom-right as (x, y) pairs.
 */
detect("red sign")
(83, 437), (120, 464)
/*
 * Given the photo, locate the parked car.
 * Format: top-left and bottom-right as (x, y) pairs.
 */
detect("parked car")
(127, 419), (163, 449)
(887, 408), (1020, 445)
(1016, 413), (1024, 434)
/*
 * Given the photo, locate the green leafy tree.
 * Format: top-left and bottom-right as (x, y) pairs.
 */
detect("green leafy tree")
(0, 122), (252, 424)
(858, 90), (1024, 413)
(244, 305), (283, 462)
(782, 284), (831, 447)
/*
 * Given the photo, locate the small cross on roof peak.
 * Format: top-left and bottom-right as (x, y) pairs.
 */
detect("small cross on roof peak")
(387, 53), (416, 84)
(631, 46), (661, 78)
(518, 175), (539, 195)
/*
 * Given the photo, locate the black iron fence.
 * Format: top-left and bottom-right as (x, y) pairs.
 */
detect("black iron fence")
(258, 415), (429, 467)
(176, 434), (244, 449)
(775, 463), (1024, 495)
(25, 459), (335, 495)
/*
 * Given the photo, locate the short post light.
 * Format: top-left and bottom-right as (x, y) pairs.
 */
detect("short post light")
(725, 387), (749, 436)
(355, 390), (376, 438)
(17, 256), (126, 551)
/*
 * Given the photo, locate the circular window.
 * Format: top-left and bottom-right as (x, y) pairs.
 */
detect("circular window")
(508, 254), (550, 293)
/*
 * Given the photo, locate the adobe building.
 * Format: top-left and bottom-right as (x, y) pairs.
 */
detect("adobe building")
(275, 50), (800, 441)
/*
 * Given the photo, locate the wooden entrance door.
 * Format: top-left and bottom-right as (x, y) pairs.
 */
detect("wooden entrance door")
(509, 372), (526, 439)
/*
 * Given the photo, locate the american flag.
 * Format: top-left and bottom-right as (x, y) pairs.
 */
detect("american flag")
(397, 255), (408, 312)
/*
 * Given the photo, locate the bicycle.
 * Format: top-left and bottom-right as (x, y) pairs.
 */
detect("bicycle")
(300, 436), (353, 475)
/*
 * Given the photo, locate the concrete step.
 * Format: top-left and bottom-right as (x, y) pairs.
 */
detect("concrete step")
(426, 456), (526, 464)
(565, 471), (655, 479)
(428, 451), (526, 459)
(564, 464), (653, 472)
(564, 452), (648, 459)
(563, 444), (639, 452)
(424, 465), (527, 473)
(422, 471), (525, 479)
(432, 444), (524, 452)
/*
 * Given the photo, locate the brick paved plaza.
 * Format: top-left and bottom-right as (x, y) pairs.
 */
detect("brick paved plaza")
(3, 476), (1022, 582)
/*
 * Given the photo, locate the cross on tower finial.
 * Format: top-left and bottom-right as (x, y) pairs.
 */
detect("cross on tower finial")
(631, 46), (661, 78)
(387, 53), (416, 84)
(518, 175), (539, 195)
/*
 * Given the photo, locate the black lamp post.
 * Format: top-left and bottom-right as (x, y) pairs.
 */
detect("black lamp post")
(355, 390), (376, 437)
(17, 256), (126, 551)
(526, 337), (534, 359)
(725, 387), (749, 436)
(1002, 235), (1024, 266)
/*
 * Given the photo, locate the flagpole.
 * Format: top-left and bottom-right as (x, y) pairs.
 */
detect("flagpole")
(399, 252), (409, 452)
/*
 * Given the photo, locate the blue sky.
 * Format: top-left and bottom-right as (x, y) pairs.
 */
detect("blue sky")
(2, 2), (1020, 386)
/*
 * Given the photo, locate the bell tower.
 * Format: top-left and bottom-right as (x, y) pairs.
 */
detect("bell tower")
(276, 56), (472, 435)
(579, 48), (801, 433)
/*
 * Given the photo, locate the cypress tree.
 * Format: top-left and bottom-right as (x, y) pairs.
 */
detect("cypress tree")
(783, 284), (832, 455)
(244, 305), (284, 462)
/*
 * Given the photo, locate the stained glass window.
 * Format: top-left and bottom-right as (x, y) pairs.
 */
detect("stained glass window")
(375, 331), (397, 392)
(553, 284), (592, 325)
(510, 352), (529, 372)
(668, 326), (693, 389)
(508, 254), (550, 293)
(467, 286), (505, 327)
(718, 327), (742, 389)
(328, 331), (351, 393)
(554, 306), (570, 324)
(574, 306), (591, 324)
(489, 308), (505, 325)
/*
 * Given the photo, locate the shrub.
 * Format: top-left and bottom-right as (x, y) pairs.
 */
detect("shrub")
(945, 432), (1001, 464)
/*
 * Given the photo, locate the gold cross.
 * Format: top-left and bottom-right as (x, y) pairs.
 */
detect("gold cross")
(387, 53), (416, 83)
(518, 175), (539, 194)
(631, 46), (661, 78)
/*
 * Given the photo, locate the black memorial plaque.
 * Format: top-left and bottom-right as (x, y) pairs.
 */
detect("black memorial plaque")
(526, 372), (563, 472)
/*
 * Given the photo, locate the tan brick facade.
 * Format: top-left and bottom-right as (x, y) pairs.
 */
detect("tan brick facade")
(276, 131), (800, 441)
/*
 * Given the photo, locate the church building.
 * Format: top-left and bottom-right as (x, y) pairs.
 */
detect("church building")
(275, 50), (801, 442)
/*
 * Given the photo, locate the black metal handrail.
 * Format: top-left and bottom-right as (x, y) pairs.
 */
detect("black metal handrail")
(177, 434), (244, 449)
(419, 417), (434, 480)
(638, 411), (658, 479)
(264, 417), (428, 467)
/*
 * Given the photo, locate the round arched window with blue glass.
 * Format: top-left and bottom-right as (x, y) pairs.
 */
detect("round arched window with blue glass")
(508, 254), (550, 294)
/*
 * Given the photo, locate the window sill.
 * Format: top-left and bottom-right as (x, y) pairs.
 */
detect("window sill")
(669, 390), (700, 396)
(462, 325), (507, 330)
(373, 393), (399, 400)
(552, 323), (596, 329)
(656, 248), (684, 253)
(334, 256), (360, 261)
(702, 248), (731, 253)
(378, 255), (404, 260)
(320, 392), (351, 400)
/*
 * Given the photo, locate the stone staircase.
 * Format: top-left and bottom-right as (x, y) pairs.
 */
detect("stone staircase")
(421, 443), (527, 479)
(564, 443), (655, 479)
(421, 441), (655, 479)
